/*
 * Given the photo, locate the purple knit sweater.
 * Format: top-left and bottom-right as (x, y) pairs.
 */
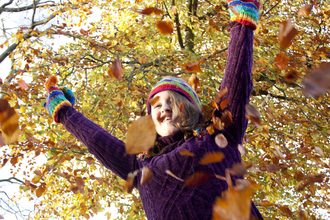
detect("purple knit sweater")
(57, 22), (263, 220)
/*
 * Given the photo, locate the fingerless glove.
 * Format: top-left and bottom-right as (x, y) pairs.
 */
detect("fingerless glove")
(228, 0), (261, 30)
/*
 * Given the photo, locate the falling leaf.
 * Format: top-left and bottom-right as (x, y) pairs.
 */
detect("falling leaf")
(202, 102), (215, 121)
(299, 210), (308, 220)
(111, 54), (123, 81)
(31, 175), (42, 184)
(266, 164), (281, 172)
(17, 79), (29, 90)
(0, 99), (10, 123)
(179, 102), (184, 115)
(211, 100), (219, 111)
(215, 5), (220, 13)
(206, 124), (215, 135)
(80, 29), (89, 36)
(165, 170), (184, 182)
(171, 5), (177, 14)
(200, 152), (224, 165)
(314, 146), (323, 156)
(284, 69), (300, 83)
(274, 146), (285, 159)
(70, 185), (79, 194)
(221, 110), (233, 128)
(238, 144), (247, 155)
(36, 184), (46, 198)
(187, 74), (201, 90)
(149, 96), (160, 107)
(215, 134), (228, 148)
(156, 21), (173, 35)
(245, 104), (261, 127)
(179, 149), (195, 157)
(125, 116), (156, 154)
(138, 56), (148, 64)
(141, 166), (153, 187)
(278, 20), (298, 49)
(260, 200), (272, 207)
(220, 99), (229, 110)
(247, 179), (261, 190)
(213, 180), (252, 220)
(213, 116), (224, 131)
(298, 5), (313, 17)
(230, 163), (247, 176)
(124, 173), (135, 193)
(302, 62), (330, 98)
(185, 171), (212, 187)
(278, 205), (293, 217)
(75, 177), (84, 187)
(274, 53), (289, 70)
(84, 156), (94, 165)
(215, 87), (228, 103)
(229, 6), (239, 15)
(294, 171), (305, 182)
(184, 63), (202, 74)
(137, 7), (163, 15)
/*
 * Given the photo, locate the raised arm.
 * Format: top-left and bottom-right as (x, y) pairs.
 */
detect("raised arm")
(43, 76), (138, 180)
(218, 0), (260, 143)
(57, 106), (138, 180)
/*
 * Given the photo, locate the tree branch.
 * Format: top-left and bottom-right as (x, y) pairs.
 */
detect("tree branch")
(172, 0), (184, 49)
(0, 177), (24, 184)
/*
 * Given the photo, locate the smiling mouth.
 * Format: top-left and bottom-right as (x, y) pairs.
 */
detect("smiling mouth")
(162, 117), (172, 123)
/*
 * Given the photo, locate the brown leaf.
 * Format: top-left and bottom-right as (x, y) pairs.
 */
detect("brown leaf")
(260, 200), (272, 207)
(111, 54), (123, 81)
(314, 146), (323, 156)
(179, 102), (184, 115)
(221, 110), (233, 128)
(247, 179), (261, 190)
(215, 87), (228, 103)
(107, 67), (115, 78)
(156, 21), (173, 35)
(213, 180), (252, 220)
(70, 185), (79, 194)
(165, 170), (184, 182)
(215, 133), (228, 148)
(0, 133), (6, 147)
(149, 96), (160, 107)
(266, 164), (281, 172)
(0, 99), (10, 123)
(220, 99), (229, 110)
(138, 56), (148, 64)
(231, 163), (247, 176)
(278, 205), (293, 217)
(215, 5), (220, 13)
(123, 173), (134, 193)
(17, 79), (29, 90)
(238, 144), (247, 156)
(36, 184), (46, 198)
(187, 74), (201, 90)
(125, 116), (156, 154)
(140, 166), (153, 187)
(184, 63), (202, 73)
(206, 124), (215, 135)
(185, 171), (212, 187)
(294, 171), (305, 182)
(179, 149), (195, 157)
(201, 102), (215, 121)
(75, 177), (84, 187)
(137, 7), (163, 15)
(299, 210), (307, 220)
(284, 69), (300, 83)
(84, 156), (94, 165)
(80, 29), (89, 36)
(274, 53), (289, 70)
(245, 104), (262, 127)
(298, 5), (313, 17)
(200, 152), (224, 165)
(10, 157), (18, 166)
(213, 116), (224, 131)
(274, 146), (285, 159)
(278, 20), (298, 49)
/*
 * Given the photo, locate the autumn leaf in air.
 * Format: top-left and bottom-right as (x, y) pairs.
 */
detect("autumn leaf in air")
(274, 53), (289, 70)
(156, 21), (173, 35)
(187, 74), (201, 90)
(179, 149), (195, 157)
(0, 99), (20, 145)
(125, 116), (156, 154)
(184, 63), (202, 73)
(284, 69), (300, 83)
(278, 20), (298, 49)
(17, 79), (29, 90)
(185, 171), (212, 187)
(141, 166), (153, 187)
(36, 184), (46, 198)
(137, 7), (163, 15)
(220, 99), (229, 110)
(215, 134), (228, 148)
(213, 180), (253, 220)
(111, 54), (123, 81)
(200, 152), (224, 165)
(245, 104), (262, 127)
(298, 5), (313, 17)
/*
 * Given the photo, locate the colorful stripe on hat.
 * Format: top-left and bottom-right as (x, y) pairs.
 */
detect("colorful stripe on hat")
(147, 76), (201, 114)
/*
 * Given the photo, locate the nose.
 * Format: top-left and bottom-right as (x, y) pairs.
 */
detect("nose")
(161, 102), (171, 112)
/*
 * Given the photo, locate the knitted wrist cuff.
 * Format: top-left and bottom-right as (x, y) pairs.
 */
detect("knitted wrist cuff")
(53, 100), (72, 123)
(228, 0), (260, 30)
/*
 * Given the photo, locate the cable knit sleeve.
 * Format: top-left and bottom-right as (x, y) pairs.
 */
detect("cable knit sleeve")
(218, 22), (254, 144)
(57, 105), (138, 180)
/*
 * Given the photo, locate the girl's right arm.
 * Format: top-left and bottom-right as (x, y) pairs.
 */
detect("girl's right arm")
(57, 105), (138, 180)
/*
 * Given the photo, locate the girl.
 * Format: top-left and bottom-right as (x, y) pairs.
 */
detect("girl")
(44, 0), (263, 219)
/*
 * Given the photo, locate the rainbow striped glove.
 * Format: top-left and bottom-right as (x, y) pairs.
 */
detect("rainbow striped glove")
(227, 0), (261, 30)
(43, 76), (74, 123)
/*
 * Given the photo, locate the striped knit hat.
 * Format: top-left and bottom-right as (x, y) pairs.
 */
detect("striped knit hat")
(147, 76), (201, 114)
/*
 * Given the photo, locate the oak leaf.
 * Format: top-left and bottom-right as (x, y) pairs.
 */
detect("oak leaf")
(125, 116), (156, 154)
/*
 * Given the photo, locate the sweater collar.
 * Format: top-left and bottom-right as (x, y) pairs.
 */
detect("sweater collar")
(156, 130), (185, 149)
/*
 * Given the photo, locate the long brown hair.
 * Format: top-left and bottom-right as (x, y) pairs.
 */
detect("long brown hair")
(148, 90), (205, 156)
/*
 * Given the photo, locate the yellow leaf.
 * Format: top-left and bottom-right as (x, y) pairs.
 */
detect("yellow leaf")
(31, 175), (42, 184)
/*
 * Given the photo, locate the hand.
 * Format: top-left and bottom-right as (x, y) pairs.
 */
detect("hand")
(227, 0), (261, 30)
(44, 76), (73, 123)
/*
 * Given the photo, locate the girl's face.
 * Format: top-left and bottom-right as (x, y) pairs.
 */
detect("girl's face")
(150, 90), (179, 137)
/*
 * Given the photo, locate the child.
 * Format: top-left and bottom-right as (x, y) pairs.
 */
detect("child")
(44, 0), (263, 219)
